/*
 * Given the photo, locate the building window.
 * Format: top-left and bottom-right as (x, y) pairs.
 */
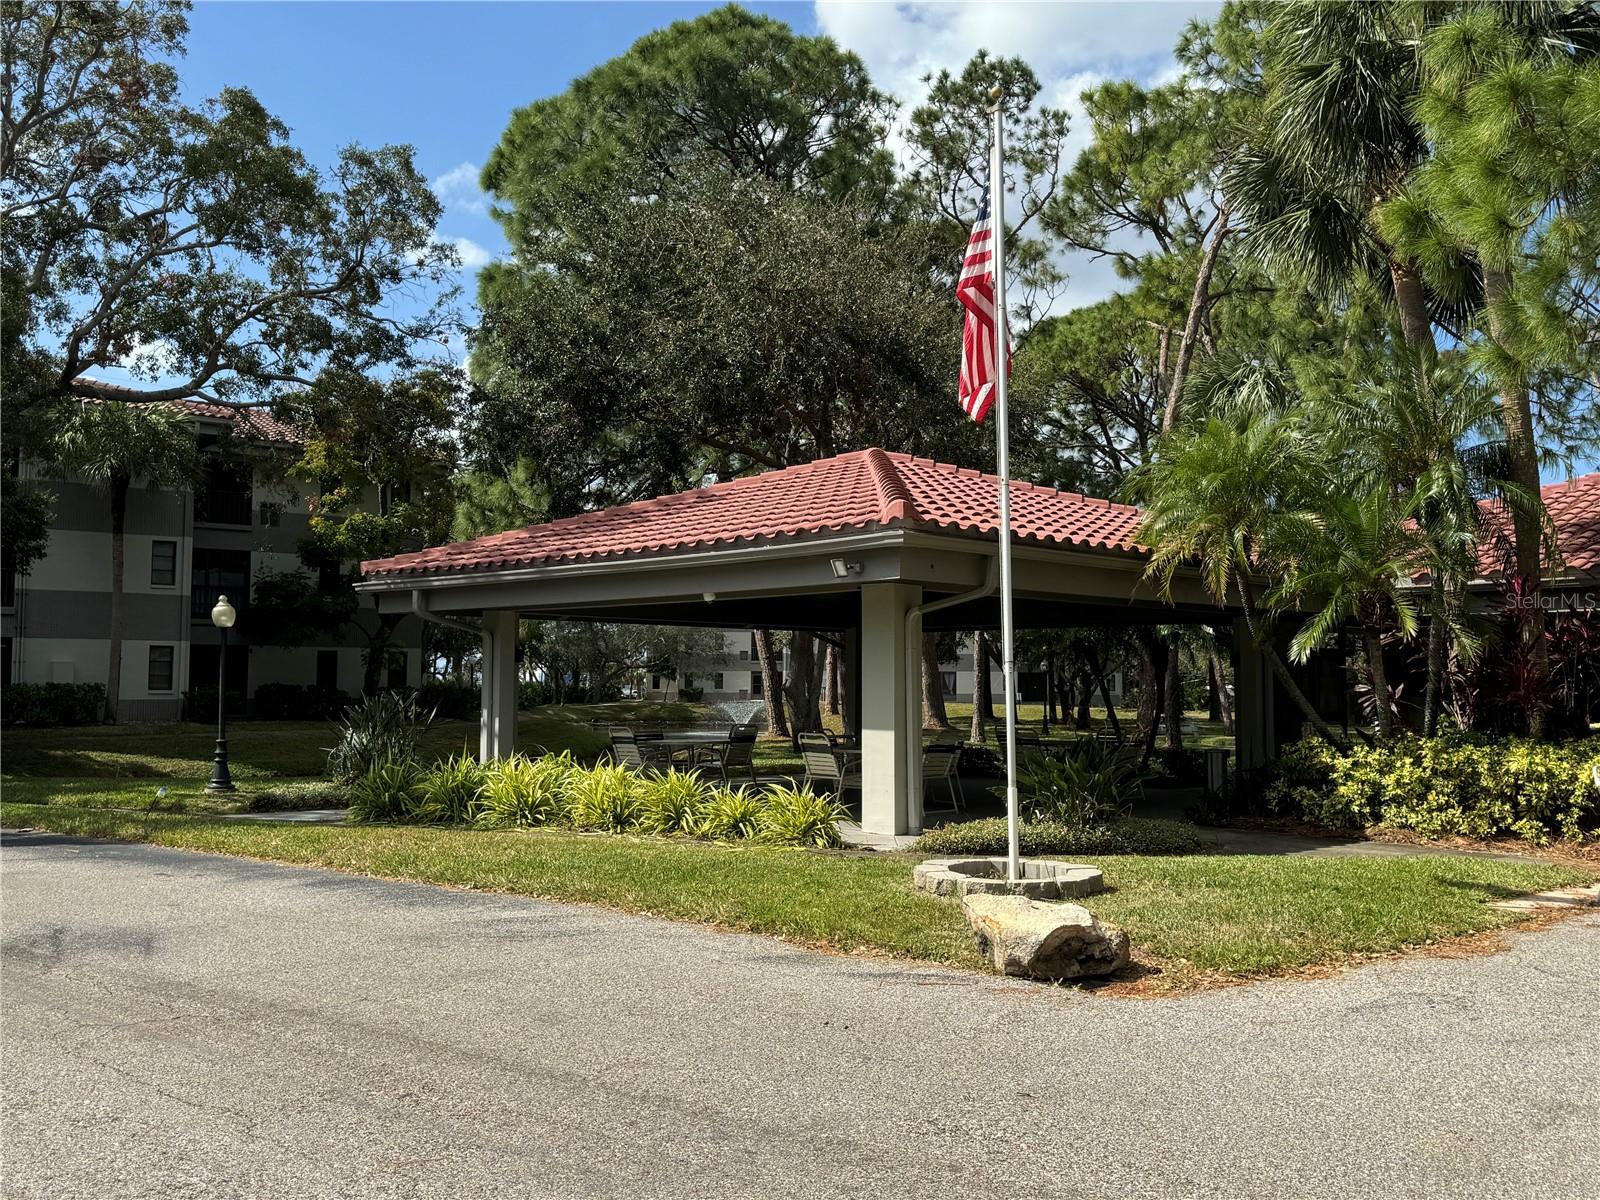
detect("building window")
(738, 649), (749, 661)
(190, 548), (250, 619)
(259, 501), (282, 527)
(713, 673), (725, 691)
(2, 637), (12, 685)
(750, 671), (763, 698)
(941, 671), (957, 697)
(316, 649), (339, 692)
(148, 645), (175, 692)
(193, 459), (253, 526)
(651, 674), (662, 691)
(150, 540), (178, 587)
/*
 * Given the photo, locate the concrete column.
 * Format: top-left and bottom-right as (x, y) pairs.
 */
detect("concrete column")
(859, 583), (920, 836)
(1232, 617), (1273, 776)
(479, 610), (518, 762)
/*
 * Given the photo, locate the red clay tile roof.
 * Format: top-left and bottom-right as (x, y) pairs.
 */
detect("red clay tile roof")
(1477, 471), (1600, 582)
(362, 448), (1148, 581)
(79, 381), (303, 445)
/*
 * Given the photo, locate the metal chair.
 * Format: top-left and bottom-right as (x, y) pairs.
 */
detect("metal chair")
(609, 726), (668, 772)
(921, 742), (964, 817)
(799, 732), (860, 797)
(700, 728), (758, 786)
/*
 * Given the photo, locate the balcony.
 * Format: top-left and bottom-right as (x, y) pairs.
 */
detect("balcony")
(193, 487), (254, 527)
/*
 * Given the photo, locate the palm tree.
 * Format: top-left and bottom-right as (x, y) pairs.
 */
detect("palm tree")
(1268, 486), (1424, 741)
(47, 401), (199, 722)
(1228, 2), (1435, 348)
(1320, 349), (1503, 734)
(1131, 413), (1347, 746)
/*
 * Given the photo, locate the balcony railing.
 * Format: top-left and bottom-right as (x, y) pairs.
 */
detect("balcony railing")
(193, 488), (253, 526)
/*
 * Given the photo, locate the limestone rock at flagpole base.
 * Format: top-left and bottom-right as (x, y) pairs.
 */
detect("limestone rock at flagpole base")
(962, 894), (1130, 981)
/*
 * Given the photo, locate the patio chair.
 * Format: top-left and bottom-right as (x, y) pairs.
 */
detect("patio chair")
(799, 732), (860, 798)
(921, 743), (964, 817)
(699, 728), (758, 786)
(609, 727), (669, 772)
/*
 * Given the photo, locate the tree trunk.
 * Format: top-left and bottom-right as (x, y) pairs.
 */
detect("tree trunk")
(1210, 644), (1235, 734)
(1074, 668), (1092, 729)
(362, 613), (404, 694)
(1162, 207), (1230, 431)
(1134, 631), (1159, 746)
(969, 631), (992, 743)
(105, 473), (129, 723)
(1389, 257), (1434, 352)
(784, 633), (823, 739)
(921, 632), (949, 730)
(1163, 636), (1185, 751)
(754, 629), (789, 739)
(1365, 624), (1394, 740)
(822, 642), (839, 716)
(1140, 632), (1169, 768)
(1045, 649), (1058, 725)
(1483, 265), (1550, 739)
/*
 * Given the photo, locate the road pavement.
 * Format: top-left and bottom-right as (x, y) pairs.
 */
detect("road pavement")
(3, 829), (1596, 1199)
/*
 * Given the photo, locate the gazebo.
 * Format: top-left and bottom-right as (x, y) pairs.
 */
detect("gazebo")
(358, 448), (1282, 835)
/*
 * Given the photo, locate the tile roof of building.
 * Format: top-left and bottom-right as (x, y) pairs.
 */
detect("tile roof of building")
(362, 448), (1148, 581)
(79, 381), (302, 445)
(1478, 471), (1600, 582)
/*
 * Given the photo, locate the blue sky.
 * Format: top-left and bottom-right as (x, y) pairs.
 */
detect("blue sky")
(171, 1), (1211, 310)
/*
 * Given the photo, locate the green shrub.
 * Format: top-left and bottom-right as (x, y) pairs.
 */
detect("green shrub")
(1265, 733), (1600, 842)
(416, 680), (479, 720)
(347, 757), (421, 823)
(326, 692), (434, 784)
(244, 780), (346, 812)
(475, 752), (574, 828)
(758, 784), (846, 847)
(1, 682), (105, 726)
(695, 786), (767, 840)
(916, 816), (1208, 858)
(254, 683), (350, 721)
(411, 752), (488, 825)
(636, 768), (712, 835)
(567, 764), (644, 832)
(1019, 741), (1141, 827)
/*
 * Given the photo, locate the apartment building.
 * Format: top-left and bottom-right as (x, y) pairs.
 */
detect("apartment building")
(2, 397), (419, 720)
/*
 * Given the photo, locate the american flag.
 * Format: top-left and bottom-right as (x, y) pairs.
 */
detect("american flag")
(956, 186), (1009, 423)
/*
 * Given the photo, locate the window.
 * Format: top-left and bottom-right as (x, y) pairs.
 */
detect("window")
(651, 674), (662, 691)
(193, 460), (253, 525)
(259, 501), (282, 527)
(941, 671), (957, 697)
(191, 548), (250, 619)
(150, 540), (177, 587)
(737, 649), (749, 661)
(2, 637), (12, 685)
(750, 671), (763, 698)
(713, 673), (725, 691)
(148, 645), (175, 692)
(316, 649), (339, 692)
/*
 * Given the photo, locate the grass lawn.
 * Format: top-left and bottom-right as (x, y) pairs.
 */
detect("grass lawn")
(3, 800), (1589, 990)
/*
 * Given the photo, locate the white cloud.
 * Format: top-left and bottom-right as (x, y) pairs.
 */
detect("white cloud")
(815, 1), (1218, 315)
(441, 236), (493, 270)
(430, 161), (487, 215)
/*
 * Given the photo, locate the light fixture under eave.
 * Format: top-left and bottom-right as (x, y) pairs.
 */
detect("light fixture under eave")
(702, 591), (717, 603)
(829, 558), (862, 579)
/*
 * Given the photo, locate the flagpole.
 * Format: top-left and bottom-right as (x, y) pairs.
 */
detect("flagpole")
(988, 88), (1022, 885)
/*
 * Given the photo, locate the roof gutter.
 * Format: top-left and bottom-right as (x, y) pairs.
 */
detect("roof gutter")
(903, 557), (1000, 833)
(410, 589), (480, 637)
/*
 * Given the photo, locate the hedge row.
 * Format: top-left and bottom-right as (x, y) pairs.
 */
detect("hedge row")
(1266, 733), (1600, 843)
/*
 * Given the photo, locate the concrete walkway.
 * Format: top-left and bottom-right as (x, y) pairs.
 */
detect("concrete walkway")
(4, 829), (1597, 1199)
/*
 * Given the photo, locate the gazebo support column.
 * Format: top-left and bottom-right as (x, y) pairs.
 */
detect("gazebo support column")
(479, 610), (518, 762)
(859, 583), (920, 836)
(1233, 617), (1272, 780)
(841, 626), (861, 739)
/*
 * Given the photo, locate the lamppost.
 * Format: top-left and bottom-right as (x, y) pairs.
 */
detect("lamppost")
(207, 594), (237, 793)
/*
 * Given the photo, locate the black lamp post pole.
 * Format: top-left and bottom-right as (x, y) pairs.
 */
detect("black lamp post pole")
(207, 621), (235, 792)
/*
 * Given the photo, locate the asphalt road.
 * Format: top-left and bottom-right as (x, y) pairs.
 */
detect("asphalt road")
(3, 830), (1597, 1200)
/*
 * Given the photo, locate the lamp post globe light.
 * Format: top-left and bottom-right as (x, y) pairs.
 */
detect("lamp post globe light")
(206, 594), (237, 793)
